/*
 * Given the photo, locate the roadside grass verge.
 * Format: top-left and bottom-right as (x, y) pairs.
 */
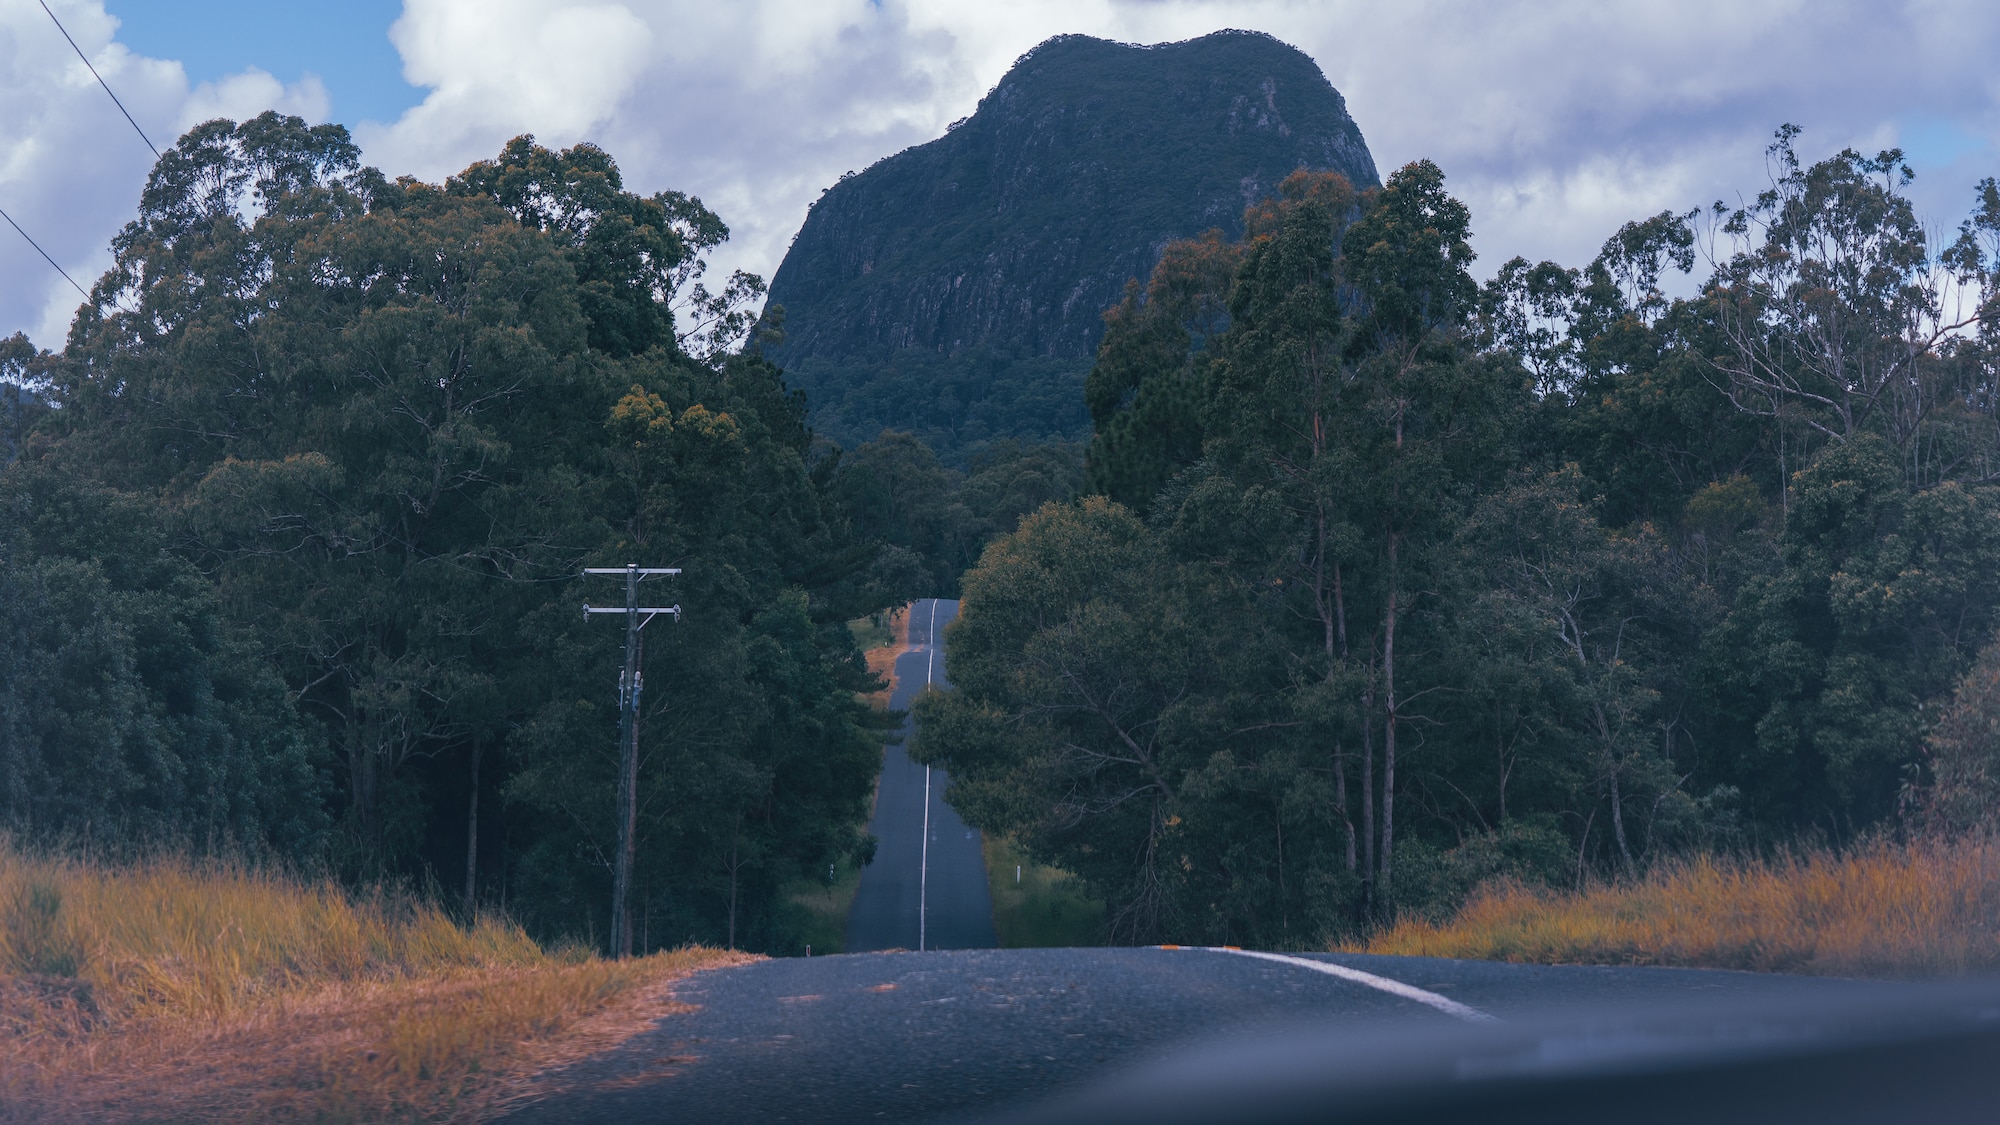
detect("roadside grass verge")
(782, 858), (866, 956)
(1351, 836), (2000, 977)
(984, 836), (1104, 948)
(0, 843), (748, 1122)
(847, 608), (899, 656)
(851, 607), (908, 709)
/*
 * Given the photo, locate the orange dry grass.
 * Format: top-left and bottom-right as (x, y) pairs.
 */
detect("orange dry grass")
(0, 845), (747, 1122)
(1355, 837), (2000, 978)
(862, 606), (911, 708)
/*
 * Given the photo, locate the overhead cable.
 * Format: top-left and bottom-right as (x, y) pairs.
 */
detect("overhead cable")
(39, 0), (160, 158)
(0, 203), (89, 299)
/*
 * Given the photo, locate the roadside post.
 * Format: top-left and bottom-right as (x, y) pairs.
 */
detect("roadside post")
(584, 564), (681, 958)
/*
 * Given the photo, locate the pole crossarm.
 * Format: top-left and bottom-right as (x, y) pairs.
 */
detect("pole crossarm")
(583, 605), (681, 627)
(583, 567), (680, 576)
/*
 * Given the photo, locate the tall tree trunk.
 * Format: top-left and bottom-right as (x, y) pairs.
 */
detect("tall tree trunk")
(1327, 550), (1356, 874)
(1275, 802), (1288, 937)
(1361, 679), (1376, 908)
(1609, 759), (1637, 878)
(1380, 532), (1399, 907)
(463, 741), (481, 911)
(347, 716), (377, 846)
(1376, 398), (1408, 912)
(1336, 740), (1356, 873)
(1575, 809), (1596, 891)
(727, 816), (741, 950)
(1593, 700), (1638, 879)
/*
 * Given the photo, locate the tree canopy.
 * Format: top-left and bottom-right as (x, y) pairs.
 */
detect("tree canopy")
(8, 114), (2000, 954)
(1, 114), (890, 953)
(917, 132), (2000, 944)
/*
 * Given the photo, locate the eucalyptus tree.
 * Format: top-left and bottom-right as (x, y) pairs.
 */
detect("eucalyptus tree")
(1083, 230), (1240, 513)
(1322, 160), (1523, 905)
(22, 115), (886, 954)
(1708, 128), (1998, 491)
(915, 497), (1264, 942)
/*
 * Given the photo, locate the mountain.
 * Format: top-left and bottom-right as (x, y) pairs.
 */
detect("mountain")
(762, 30), (1380, 461)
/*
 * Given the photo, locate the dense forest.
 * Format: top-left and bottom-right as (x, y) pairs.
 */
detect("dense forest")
(915, 132), (2000, 945)
(6, 110), (2000, 956)
(0, 115), (1055, 953)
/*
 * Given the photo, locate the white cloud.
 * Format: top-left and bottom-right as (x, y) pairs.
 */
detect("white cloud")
(361, 0), (654, 176)
(0, 1), (346, 351)
(348, 0), (1999, 302)
(180, 69), (330, 133)
(5, 0), (1998, 350)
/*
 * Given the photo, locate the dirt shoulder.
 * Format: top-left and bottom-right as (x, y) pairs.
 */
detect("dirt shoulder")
(860, 606), (912, 710)
(2, 948), (753, 1124)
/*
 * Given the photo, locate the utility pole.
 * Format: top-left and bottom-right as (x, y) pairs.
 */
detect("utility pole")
(584, 564), (680, 958)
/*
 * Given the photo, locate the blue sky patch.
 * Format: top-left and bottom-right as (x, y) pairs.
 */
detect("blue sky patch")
(1898, 115), (1990, 171)
(106, 0), (424, 126)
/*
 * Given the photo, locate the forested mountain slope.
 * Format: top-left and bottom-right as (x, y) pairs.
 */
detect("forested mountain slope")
(762, 30), (1378, 460)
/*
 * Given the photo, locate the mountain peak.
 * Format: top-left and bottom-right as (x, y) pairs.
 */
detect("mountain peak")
(765, 30), (1378, 458)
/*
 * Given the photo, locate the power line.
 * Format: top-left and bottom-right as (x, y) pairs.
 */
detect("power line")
(0, 202), (88, 299)
(39, 0), (159, 158)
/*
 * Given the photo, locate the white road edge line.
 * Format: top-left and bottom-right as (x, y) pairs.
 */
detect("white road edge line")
(1191, 947), (1499, 1024)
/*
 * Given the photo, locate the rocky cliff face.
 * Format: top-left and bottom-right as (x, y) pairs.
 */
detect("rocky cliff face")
(764, 30), (1378, 457)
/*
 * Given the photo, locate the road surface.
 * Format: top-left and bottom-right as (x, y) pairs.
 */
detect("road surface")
(495, 599), (2000, 1122)
(490, 945), (1967, 1124)
(845, 598), (996, 953)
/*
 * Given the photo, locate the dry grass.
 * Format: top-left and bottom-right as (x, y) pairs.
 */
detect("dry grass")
(0, 844), (749, 1122)
(859, 606), (910, 709)
(1353, 836), (2000, 978)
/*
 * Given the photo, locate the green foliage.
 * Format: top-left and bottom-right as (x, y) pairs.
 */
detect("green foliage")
(0, 333), (47, 465)
(1385, 816), (1574, 923)
(825, 431), (1085, 600)
(961, 439), (1088, 533)
(450, 136), (766, 363)
(780, 855), (866, 955)
(1699, 437), (2000, 829)
(0, 467), (327, 857)
(984, 835), (1106, 948)
(13, 100), (2000, 959)
(1917, 642), (2000, 835)
(925, 130), (2000, 947)
(785, 349), (1092, 464)
(915, 497), (1267, 942)
(1341, 158), (1476, 345)
(1084, 229), (1241, 512)
(4, 113), (893, 956)
(827, 431), (971, 601)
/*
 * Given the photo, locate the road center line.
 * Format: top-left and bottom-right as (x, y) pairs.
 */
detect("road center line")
(919, 600), (936, 953)
(1190, 947), (1499, 1023)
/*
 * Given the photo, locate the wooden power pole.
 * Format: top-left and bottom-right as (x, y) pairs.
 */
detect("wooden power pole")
(584, 564), (680, 958)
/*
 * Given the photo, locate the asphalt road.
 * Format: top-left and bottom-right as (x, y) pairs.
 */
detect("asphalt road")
(845, 598), (997, 953)
(495, 946), (1934, 1124)
(495, 602), (2000, 1123)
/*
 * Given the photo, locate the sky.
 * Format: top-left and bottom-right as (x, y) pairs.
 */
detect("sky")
(3, 0), (1997, 352)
